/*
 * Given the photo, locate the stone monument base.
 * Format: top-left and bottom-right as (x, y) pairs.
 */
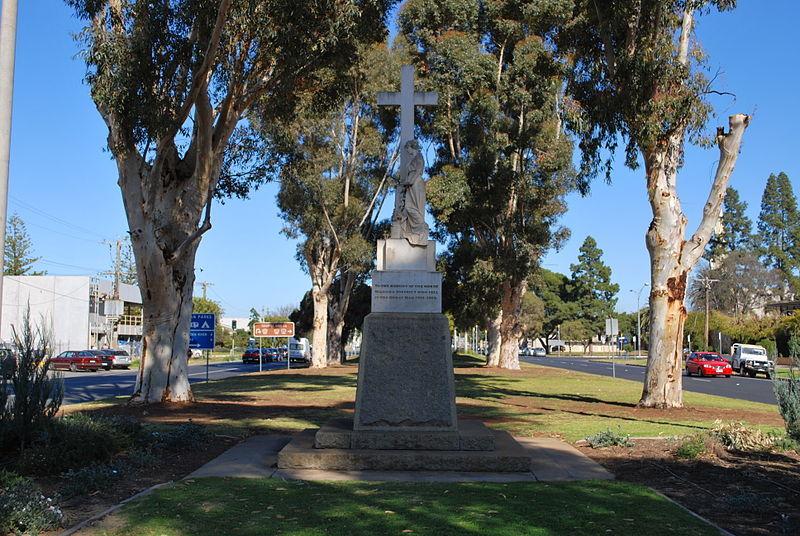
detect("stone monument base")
(353, 312), (456, 431)
(277, 427), (532, 473)
(315, 418), (495, 451)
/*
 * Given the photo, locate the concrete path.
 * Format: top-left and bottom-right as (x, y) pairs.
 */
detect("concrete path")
(188, 434), (614, 482)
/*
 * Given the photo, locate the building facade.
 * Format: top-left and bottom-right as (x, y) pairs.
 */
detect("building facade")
(1, 275), (143, 355)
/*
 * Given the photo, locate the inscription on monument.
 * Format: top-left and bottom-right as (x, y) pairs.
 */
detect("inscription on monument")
(371, 271), (442, 313)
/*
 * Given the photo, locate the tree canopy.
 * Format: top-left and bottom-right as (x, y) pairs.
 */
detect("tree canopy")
(567, 236), (619, 337)
(401, 0), (576, 368)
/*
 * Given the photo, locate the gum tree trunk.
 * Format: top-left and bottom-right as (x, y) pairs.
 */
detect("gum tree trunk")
(118, 145), (216, 404)
(486, 312), (501, 366)
(640, 114), (750, 408)
(496, 278), (526, 370)
(307, 251), (338, 368)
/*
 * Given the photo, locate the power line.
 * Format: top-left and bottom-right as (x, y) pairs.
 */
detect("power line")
(9, 195), (108, 240)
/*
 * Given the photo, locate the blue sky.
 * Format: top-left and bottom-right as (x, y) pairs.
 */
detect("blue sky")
(5, 1), (799, 317)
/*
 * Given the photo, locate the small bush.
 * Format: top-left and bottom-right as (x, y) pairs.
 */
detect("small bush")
(710, 420), (776, 451)
(151, 420), (211, 451)
(773, 377), (800, 441)
(586, 427), (634, 448)
(673, 434), (710, 460)
(721, 491), (772, 513)
(771, 436), (800, 453)
(125, 448), (161, 469)
(0, 473), (63, 534)
(0, 308), (63, 452)
(59, 461), (127, 498)
(19, 414), (143, 475)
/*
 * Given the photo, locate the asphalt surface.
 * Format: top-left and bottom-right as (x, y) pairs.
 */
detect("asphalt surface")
(520, 356), (778, 405)
(57, 360), (297, 405)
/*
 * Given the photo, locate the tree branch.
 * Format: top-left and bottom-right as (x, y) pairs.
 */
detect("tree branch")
(157, 0), (231, 153)
(165, 197), (213, 265)
(681, 113), (751, 269)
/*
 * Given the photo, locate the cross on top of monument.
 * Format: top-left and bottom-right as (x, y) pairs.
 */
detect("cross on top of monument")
(377, 65), (438, 145)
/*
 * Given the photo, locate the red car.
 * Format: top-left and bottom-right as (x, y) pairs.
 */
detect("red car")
(685, 352), (732, 377)
(51, 350), (102, 372)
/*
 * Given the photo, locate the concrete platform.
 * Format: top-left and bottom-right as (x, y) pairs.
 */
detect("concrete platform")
(186, 433), (614, 482)
(281, 429), (528, 472)
(316, 418), (495, 451)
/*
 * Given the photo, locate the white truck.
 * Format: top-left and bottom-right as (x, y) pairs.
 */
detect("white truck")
(288, 338), (311, 365)
(730, 343), (775, 379)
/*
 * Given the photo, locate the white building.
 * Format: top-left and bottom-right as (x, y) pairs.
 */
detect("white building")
(1, 275), (143, 354)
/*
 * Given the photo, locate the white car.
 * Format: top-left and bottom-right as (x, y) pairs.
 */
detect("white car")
(532, 347), (546, 357)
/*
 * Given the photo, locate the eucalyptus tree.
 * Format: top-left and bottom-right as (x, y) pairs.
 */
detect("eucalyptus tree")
(555, 1), (750, 407)
(270, 43), (400, 367)
(401, 0), (575, 369)
(68, 0), (391, 402)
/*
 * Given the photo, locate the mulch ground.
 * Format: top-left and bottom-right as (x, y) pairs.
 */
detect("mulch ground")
(580, 439), (800, 536)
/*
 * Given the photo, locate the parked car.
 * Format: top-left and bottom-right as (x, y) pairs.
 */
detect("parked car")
(1, 349), (16, 379)
(242, 348), (271, 364)
(532, 347), (547, 357)
(51, 350), (102, 372)
(88, 350), (114, 370)
(685, 352), (732, 377)
(105, 349), (132, 370)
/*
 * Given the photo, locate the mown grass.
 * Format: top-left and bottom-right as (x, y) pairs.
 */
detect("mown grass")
(68, 352), (782, 442)
(83, 478), (719, 536)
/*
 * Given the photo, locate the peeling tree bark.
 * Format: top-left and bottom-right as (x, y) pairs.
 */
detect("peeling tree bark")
(486, 312), (502, 366)
(639, 114), (750, 408)
(495, 278), (526, 370)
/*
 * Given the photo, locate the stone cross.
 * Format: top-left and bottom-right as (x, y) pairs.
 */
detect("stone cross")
(377, 66), (437, 238)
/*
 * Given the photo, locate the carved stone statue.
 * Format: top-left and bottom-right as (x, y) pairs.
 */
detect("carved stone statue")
(392, 139), (429, 246)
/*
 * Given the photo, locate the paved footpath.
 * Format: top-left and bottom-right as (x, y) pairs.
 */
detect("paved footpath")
(187, 433), (614, 483)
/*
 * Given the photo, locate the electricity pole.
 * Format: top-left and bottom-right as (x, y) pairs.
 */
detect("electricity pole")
(698, 276), (718, 349)
(102, 239), (126, 299)
(0, 0), (19, 335)
(198, 281), (213, 300)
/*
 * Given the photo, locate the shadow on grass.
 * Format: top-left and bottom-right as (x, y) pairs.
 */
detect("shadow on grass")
(111, 478), (721, 536)
(455, 373), (636, 409)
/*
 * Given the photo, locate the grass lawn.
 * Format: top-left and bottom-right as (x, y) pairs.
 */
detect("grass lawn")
(82, 478), (719, 536)
(71, 352), (784, 443)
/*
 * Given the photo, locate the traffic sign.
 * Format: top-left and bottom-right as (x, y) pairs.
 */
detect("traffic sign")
(253, 322), (295, 338)
(190, 313), (216, 349)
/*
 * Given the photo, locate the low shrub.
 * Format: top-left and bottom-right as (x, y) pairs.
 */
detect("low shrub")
(151, 420), (211, 451)
(721, 491), (772, 513)
(59, 461), (127, 498)
(586, 427), (634, 448)
(773, 377), (800, 441)
(673, 434), (710, 460)
(710, 420), (776, 452)
(19, 414), (143, 475)
(126, 448), (161, 469)
(0, 308), (63, 452)
(0, 471), (63, 534)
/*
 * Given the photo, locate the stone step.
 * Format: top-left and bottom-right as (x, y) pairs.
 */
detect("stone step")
(316, 418), (495, 451)
(278, 429), (531, 472)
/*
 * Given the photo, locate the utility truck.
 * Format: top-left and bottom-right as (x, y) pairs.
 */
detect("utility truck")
(730, 343), (774, 379)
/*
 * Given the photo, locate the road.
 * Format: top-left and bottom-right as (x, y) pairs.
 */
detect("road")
(58, 360), (296, 405)
(520, 356), (778, 405)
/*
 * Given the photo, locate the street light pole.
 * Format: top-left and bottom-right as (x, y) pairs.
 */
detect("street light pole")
(0, 0), (19, 337)
(632, 283), (649, 358)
